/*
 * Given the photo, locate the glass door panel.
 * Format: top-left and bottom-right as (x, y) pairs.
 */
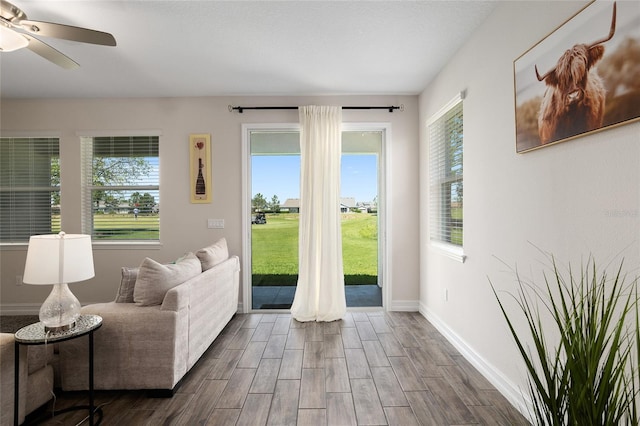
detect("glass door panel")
(342, 131), (382, 307)
(250, 131), (300, 309)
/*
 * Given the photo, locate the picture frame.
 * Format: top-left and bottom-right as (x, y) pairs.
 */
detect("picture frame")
(189, 134), (212, 203)
(514, 1), (640, 153)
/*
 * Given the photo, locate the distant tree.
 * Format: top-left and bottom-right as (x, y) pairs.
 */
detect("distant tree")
(104, 193), (123, 213)
(45, 151), (152, 215)
(51, 157), (60, 206)
(139, 193), (155, 213)
(252, 193), (267, 212)
(269, 195), (281, 213)
(128, 192), (155, 214)
(129, 192), (142, 211)
(93, 157), (152, 210)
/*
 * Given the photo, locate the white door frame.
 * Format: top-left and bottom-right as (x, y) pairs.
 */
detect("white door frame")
(241, 122), (392, 313)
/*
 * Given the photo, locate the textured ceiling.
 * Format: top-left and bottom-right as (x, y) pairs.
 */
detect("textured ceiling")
(0, 1), (498, 99)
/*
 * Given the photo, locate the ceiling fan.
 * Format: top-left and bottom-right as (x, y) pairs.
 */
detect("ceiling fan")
(0, 0), (116, 69)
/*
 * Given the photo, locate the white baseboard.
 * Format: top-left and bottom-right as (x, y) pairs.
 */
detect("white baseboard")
(389, 299), (419, 311)
(0, 303), (41, 315)
(419, 302), (532, 421)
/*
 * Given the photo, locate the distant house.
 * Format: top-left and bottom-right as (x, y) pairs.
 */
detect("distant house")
(281, 198), (300, 213)
(340, 197), (357, 213)
(356, 201), (377, 213)
(281, 197), (358, 213)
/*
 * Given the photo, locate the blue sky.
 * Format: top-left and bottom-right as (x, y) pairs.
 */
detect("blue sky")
(251, 154), (378, 204)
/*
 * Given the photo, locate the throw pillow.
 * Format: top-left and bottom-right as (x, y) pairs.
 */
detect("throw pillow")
(115, 266), (139, 303)
(133, 252), (201, 306)
(196, 237), (229, 271)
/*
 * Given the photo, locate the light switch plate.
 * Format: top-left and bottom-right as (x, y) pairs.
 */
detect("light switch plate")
(207, 219), (224, 229)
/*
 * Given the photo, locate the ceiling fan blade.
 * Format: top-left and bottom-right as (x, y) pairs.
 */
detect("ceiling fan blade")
(25, 35), (79, 69)
(19, 19), (116, 46)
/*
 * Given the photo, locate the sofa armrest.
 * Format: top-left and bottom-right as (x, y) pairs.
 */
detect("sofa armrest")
(186, 255), (240, 368)
(161, 279), (190, 312)
(58, 302), (189, 391)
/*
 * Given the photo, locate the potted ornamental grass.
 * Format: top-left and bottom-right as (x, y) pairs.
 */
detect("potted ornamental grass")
(491, 253), (639, 425)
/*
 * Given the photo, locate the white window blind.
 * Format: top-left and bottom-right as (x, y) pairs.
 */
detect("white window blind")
(0, 137), (60, 243)
(81, 135), (160, 241)
(428, 95), (463, 247)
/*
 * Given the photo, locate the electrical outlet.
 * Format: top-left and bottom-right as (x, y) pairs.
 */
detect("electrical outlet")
(207, 219), (225, 229)
(16, 275), (22, 286)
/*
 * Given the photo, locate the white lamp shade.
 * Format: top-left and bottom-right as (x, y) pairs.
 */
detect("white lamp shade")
(0, 26), (29, 52)
(23, 233), (95, 285)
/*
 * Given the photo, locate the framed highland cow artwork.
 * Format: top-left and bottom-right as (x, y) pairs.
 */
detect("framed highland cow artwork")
(514, 1), (640, 153)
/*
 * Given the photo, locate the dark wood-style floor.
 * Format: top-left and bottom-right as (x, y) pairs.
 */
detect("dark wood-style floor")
(26, 311), (530, 425)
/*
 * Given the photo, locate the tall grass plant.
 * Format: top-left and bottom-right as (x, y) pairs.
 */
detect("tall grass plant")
(491, 254), (639, 425)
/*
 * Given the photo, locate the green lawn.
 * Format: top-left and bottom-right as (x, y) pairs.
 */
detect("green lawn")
(57, 213), (377, 284)
(50, 214), (158, 239)
(252, 213), (378, 286)
(93, 214), (159, 239)
(451, 206), (463, 245)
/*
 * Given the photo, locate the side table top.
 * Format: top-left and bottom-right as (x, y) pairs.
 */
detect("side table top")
(15, 314), (102, 344)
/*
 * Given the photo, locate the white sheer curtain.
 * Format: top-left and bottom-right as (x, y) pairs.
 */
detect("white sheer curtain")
(290, 106), (347, 322)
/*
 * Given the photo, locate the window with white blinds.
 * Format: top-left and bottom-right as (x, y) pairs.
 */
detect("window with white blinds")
(81, 135), (160, 241)
(428, 95), (463, 250)
(0, 137), (60, 243)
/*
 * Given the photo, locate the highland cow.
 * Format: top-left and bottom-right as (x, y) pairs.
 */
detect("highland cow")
(536, 3), (616, 144)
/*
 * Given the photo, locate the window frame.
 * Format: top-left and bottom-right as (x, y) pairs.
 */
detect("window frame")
(427, 93), (466, 263)
(80, 132), (161, 246)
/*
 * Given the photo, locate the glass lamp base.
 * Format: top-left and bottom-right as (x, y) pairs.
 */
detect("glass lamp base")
(39, 283), (81, 333)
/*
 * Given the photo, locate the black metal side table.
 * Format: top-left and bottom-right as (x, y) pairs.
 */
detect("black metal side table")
(14, 314), (103, 426)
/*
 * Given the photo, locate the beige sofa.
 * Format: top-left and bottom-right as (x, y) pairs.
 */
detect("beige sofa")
(57, 239), (240, 394)
(0, 333), (55, 425)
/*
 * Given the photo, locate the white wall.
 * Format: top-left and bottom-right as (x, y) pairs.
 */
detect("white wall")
(0, 95), (420, 313)
(419, 0), (640, 414)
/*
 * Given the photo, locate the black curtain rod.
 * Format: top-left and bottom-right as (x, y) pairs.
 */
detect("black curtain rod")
(228, 104), (404, 114)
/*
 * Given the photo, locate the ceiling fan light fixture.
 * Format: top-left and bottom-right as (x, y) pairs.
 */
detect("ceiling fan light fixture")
(0, 24), (28, 51)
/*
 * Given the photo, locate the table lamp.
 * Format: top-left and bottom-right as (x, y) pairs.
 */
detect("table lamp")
(23, 232), (94, 333)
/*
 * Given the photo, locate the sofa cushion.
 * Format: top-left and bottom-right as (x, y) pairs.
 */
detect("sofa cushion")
(133, 253), (201, 306)
(115, 266), (139, 303)
(196, 238), (229, 271)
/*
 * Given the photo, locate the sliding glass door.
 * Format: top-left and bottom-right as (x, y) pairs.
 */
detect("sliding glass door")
(245, 126), (385, 311)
